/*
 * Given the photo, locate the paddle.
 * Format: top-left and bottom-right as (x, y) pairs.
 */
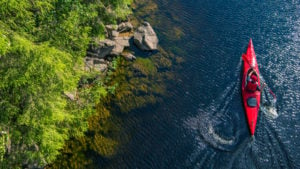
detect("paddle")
(261, 82), (277, 102)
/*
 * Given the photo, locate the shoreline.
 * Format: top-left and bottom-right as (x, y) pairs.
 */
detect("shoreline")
(47, 0), (181, 168)
(0, 0), (181, 167)
(0, 1), (140, 168)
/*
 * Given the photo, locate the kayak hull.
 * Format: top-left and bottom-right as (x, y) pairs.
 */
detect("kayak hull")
(241, 39), (261, 136)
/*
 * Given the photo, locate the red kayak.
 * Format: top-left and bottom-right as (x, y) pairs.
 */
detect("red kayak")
(241, 39), (261, 136)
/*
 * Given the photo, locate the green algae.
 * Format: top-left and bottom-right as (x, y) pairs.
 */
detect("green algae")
(48, 0), (187, 168)
(133, 58), (157, 76)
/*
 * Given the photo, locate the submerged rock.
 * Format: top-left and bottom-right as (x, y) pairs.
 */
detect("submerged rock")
(134, 22), (159, 51)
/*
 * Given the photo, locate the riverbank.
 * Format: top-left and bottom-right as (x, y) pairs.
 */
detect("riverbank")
(46, 0), (186, 168)
(0, 0), (184, 167)
(0, 1), (137, 168)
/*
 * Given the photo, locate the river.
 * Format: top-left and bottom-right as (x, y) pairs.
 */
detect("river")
(50, 1), (300, 168)
(98, 1), (300, 169)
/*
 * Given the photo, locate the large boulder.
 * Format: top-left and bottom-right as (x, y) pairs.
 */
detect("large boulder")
(134, 22), (158, 51)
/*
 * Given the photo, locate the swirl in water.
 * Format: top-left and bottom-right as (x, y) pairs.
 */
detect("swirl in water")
(184, 59), (244, 152)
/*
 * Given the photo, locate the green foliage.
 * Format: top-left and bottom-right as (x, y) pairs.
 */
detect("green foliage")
(0, 31), (9, 56)
(0, 32), (78, 166)
(0, 131), (7, 162)
(0, 0), (33, 31)
(0, 0), (133, 167)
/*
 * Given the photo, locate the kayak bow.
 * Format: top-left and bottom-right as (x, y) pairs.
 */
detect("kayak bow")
(241, 39), (261, 136)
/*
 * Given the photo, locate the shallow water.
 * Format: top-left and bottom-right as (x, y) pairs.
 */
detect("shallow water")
(98, 1), (300, 168)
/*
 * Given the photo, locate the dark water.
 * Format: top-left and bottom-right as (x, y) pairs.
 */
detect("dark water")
(103, 1), (300, 168)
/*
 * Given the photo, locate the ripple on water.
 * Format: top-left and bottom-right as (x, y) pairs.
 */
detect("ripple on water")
(95, 0), (300, 168)
(184, 59), (245, 155)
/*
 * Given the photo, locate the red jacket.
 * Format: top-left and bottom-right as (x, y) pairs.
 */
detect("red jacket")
(246, 81), (258, 92)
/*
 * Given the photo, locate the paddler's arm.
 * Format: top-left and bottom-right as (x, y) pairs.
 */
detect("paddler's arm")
(257, 85), (261, 91)
(256, 82), (261, 91)
(257, 82), (266, 91)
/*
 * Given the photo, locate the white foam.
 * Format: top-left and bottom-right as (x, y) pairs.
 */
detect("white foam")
(208, 123), (234, 145)
(261, 105), (279, 119)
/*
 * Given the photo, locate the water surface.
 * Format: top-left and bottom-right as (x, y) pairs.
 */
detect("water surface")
(102, 1), (300, 168)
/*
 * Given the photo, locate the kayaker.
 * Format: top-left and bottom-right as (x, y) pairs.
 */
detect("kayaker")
(246, 71), (260, 92)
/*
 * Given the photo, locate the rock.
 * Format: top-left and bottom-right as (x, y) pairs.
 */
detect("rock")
(94, 63), (108, 72)
(118, 22), (133, 33)
(111, 30), (119, 38)
(114, 36), (131, 47)
(121, 52), (136, 61)
(88, 36), (132, 58)
(112, 45), (124, 55)
(65, 92), (76, 101)
(87, 21), (150, 62)
(134, 22), (159, 51)
(84, 57), (108, 72)
(88, 22), (135, 58)
(105, 24), (118, 38)
(110, 36), (131, 55)
(92, 58), (106, 64)
(106, 25), (117, 30)
(88, 39), (116, 59)
(84, 57), (94, 67)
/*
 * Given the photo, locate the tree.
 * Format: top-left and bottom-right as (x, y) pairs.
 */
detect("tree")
(0, 0), (133, 167)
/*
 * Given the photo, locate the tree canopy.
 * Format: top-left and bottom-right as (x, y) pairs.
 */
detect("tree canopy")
(0, 0), (132, 167)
